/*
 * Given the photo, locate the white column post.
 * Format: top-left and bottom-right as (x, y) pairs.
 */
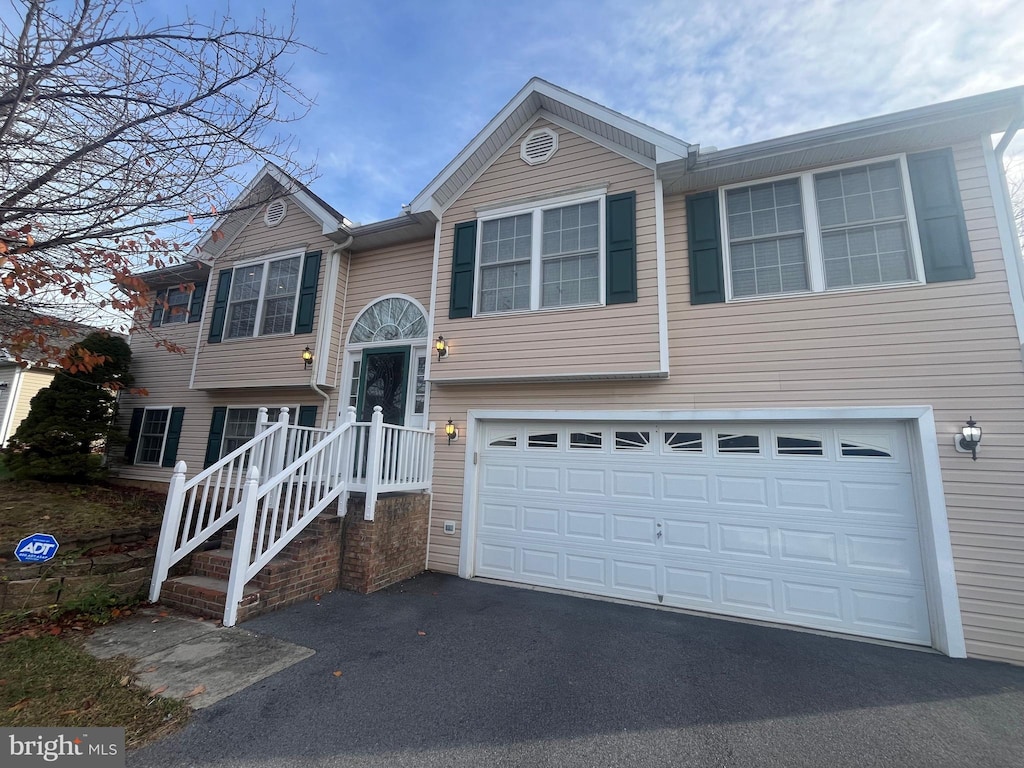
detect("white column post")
(426, 422), (436, 491)
(268, 407), (289, 509)
(150, 460), (187, 602)
(339, 406), (358, 513)
(363, 405), (384, 521)
(224, 465), (260, 627)
(254, 407), (270, 476)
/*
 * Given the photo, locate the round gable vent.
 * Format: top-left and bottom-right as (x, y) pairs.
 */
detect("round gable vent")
(520, 127), (558, 166)
(264, 199), (288, 227)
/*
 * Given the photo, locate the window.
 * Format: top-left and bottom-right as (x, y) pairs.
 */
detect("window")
(477, 192), (605, 314)
(570, 431), (603, 449)
(225, 254), (301, 339)
(413, 354), (426, 415)
(162, 288), (191, 325)
(722, 157), (921, 300)
(839, 435), (894, 458)
(664, 432), (703, 453)
(527, 432), (559, 448)
(347, 359), (361, 410)
(222, 406), (295, 455)
(717, 433), (760, 454)
(136, 408), (170, 465)
(614, 431), (650, 451)
(776, 435), (825, 457)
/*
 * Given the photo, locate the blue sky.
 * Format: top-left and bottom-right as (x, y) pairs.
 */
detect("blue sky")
(130, 0), (1024, 224)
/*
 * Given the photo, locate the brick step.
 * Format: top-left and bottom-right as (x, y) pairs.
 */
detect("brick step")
(159, 575), (263, 623)
(189, 548), (302, 590)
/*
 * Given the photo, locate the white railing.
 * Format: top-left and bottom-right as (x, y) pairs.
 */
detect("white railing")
(150, 404), (434, 626)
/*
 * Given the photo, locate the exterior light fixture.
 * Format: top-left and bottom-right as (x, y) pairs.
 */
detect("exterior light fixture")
(445, 419), (459, 444)
(301, 346), (314, 369)
(955, 416), (982, 460)
(436, 335), (448, 361)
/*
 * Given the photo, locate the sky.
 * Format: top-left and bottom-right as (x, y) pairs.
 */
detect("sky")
(49, 0), (1024, 226)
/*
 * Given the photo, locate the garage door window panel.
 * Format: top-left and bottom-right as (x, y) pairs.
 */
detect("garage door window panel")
(614, 431), (651, 451)
(775, 434), (825, 458)
(570, 431), (603, 450)
(527, 432), (559, 449)
(664, 431), (704, 453)
(838, 434), (894, 459)
(716, 433), (761, 455)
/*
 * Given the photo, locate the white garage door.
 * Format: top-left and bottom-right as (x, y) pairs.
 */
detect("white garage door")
(473, 421), (931, 645)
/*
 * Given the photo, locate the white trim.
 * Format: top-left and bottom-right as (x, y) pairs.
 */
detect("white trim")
(983, 136), (1024, 349)
(458, 404), (965, 657)
(430, 370), (668, 385)
(134, 406), (172, 466)
(411, 78), (689, 214)
(345, 293), (430, 346)
(188, 264), (217, 390)
(475, 185), (608, 218)
(719, 153), (927, 302)
(654, 177), (670, 375)
(0, 365), (23, 446)
(539, 110), (656, 170)
(474, 191), (606, 316)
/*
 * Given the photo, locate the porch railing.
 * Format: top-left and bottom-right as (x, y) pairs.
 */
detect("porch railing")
(150, 405), (434, 625)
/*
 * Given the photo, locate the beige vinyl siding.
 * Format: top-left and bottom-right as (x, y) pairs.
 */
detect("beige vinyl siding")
(192, 202), (335, 389)
(1, 367), (54, 443)
(426, 137), (1024, 665)
(333, 238), (434, 387)
(0, 364), (17, 444)
(433, 118), (662, 381)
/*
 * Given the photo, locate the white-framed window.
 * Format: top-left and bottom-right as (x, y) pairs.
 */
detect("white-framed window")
(225, 251), (302, 339)
(136, 407), (171, 465)
(162, 287), (191, 325)
(412, 352), (426, 416)
(476, 190), (605, 315)
(222, 406), (296, 456)
(721, 155), (924, 301)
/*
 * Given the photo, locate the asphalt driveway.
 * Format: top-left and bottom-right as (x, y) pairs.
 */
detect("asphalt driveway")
(129, 572), (1024, 768)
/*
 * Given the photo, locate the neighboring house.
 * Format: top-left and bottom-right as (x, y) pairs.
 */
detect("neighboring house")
(113, 79), (1024, 666)
(0, 361), (55, 447)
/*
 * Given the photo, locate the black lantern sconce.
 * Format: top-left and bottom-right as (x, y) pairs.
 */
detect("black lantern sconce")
(436, 336), (449, 361)
(954, 416), (982, 461)
(301, 346), (314, 370)
(444, 419), (459, 444)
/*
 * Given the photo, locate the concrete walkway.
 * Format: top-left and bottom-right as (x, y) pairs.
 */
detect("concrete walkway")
(123, 573), (1024, 768)
(85, 608), (313, 709)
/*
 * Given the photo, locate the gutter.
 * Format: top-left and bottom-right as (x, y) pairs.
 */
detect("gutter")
(310, 235), (354, 427)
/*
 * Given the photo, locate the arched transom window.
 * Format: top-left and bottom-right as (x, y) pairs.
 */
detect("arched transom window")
(349, 297), (427, 343)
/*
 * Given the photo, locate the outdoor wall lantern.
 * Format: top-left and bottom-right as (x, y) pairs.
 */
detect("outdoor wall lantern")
(301, 346), (314, 369)
(436, 335), (448, 361)
(0, 381), (7, 389)
(445, 419), (459, 444)
(954, 416), (982, 460)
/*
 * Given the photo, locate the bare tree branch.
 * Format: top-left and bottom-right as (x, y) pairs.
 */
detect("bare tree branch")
(0, 0), (316, 368)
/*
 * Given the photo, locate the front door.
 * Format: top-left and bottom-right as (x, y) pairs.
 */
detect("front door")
(358, 347), (409, 425)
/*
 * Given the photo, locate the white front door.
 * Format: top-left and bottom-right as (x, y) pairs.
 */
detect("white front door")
(472, 420), (931, 645)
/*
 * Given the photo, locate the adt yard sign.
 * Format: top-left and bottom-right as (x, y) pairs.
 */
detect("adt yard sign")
(15, 533), (59, 563)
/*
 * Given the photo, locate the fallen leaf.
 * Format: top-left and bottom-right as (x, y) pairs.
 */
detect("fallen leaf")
(111, 608), (121, 618)
(417, 631), (427, 636)
(119, 676), (131, 687)
(332, 670), (343, 678)
(7, 698), (30, 712)
(314, 595), (321, 601)
(151, 619), (160, 624)
(142, 666), (158, 673)
(150, 685), (168, 696)
(432, 592), (439, 596)
(59, 710), (78, 716)
(159, 611), (169, 618)
(183, 684), (206, 698)
(48, 627), (61, 636)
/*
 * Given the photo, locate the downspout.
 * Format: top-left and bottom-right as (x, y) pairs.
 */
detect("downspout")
(331, 244), (354, 392)
(310, 235), (354, 428)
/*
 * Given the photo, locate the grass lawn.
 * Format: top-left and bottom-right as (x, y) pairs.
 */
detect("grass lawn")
(0, 634), (189, 748)
(0, 481), (165, 543)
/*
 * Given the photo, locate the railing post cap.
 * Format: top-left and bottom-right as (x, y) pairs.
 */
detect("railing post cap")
(373, 405), (383, 413)
(173, 460), (187, 475)
(246, 465), (261, 481)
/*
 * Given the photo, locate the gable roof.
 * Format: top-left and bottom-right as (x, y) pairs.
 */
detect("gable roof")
(409, 78), (692, 216)
(191, 163), (354, 261)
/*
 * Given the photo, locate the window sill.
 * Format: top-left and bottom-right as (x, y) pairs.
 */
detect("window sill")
(474, 301), (606, 319)
(725, 278), (926, 305)
(220, 330), (297, 343)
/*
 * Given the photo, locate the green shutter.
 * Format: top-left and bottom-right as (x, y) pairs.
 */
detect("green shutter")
(188, 282), (206, 323)
(297, 405), (318, 428)
(207, 270), (233, 343)
(150, 290), (165, 328)
(686, 191), (726, 304)
(606, 191), (638, 304)
(907, 148), (974, 283)
(124, 408), (144, 463)
(449, 221), (477, 319)
(204, 407), (228, 467)
(295, 250), (322, 334)
(161, 407), (186, 467)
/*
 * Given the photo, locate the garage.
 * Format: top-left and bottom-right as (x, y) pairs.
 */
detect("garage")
(471, 419), (933, 645)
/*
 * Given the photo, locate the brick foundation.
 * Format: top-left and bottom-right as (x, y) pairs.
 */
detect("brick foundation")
(341, 493), (430, 594)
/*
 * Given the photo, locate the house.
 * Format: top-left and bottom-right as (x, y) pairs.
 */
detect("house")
(112, 79), (1024, 666)
(0, 361), (54, 447)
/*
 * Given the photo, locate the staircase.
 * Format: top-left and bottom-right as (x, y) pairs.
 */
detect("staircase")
(159, 510), (343, 623)
(148, 405), (434, 625)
